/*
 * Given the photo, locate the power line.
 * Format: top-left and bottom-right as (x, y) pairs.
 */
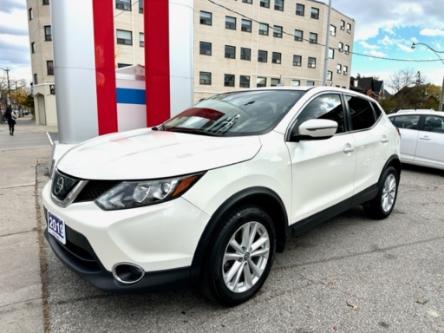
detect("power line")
(206, 0), (444, 63)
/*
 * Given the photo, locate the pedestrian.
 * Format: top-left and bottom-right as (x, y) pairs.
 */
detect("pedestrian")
(4, 105), (17, 136)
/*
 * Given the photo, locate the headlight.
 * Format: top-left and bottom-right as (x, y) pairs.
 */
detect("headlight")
(95, 173), (204, 210)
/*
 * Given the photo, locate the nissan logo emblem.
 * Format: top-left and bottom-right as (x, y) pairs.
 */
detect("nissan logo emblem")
(54, 176), (65, 195)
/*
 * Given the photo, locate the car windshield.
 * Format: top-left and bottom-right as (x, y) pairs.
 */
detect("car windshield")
(160, 90), (305, 136)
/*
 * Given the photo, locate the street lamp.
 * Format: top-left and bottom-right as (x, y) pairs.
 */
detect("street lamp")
(411, 42), (444, 111)
(0, 67), (11, 108)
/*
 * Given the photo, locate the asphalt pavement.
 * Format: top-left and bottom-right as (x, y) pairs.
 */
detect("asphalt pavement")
(0, 120), (443, 332)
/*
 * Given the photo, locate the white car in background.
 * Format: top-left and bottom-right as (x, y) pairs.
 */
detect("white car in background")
(43, 87), (401, 305)
(388, 110), (444, 170)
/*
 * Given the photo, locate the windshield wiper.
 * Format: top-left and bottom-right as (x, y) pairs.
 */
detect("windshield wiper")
(163, 127), (222, 137)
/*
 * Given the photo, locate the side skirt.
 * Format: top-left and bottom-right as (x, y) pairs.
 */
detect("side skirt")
(290, 184), (379, 235)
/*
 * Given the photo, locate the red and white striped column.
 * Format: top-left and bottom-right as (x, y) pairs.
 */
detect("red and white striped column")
(52, 0), (194, 144)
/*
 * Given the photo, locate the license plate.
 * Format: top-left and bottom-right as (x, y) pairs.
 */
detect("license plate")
(47, 211), (66, 245)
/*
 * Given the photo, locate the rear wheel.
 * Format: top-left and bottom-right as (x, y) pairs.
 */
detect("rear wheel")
(364, 166), (399, 219)
(202, 206), (276, 306)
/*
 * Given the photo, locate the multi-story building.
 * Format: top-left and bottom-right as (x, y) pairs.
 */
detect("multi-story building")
(27, 0), (354, 126)
(194, 0), (355, 101)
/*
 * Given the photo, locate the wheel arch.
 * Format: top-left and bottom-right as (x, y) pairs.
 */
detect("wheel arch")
(191, 187), (289, 278)
(383, 154), (401, 181)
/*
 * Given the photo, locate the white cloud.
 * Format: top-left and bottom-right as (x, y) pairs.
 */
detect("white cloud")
(367, 50), (386, 58)
(332, 0), (444, 41)
(420, 28), (444, 37)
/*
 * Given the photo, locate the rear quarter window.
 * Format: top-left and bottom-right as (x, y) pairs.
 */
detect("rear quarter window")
(390, 115), (420, 130)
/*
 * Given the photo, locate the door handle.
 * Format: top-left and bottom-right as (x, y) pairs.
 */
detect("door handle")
(343, 144), (354, 154)
(419, 136), (431, 141)
(381, 135), (389, 143)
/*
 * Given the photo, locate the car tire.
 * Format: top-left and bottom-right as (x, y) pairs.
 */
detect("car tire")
(202, 206), (276, 306)
(364, 166), (399, 220)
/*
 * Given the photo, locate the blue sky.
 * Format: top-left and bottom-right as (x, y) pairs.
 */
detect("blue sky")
(332, 0), (444, 88)
(0, 0), (443, 88)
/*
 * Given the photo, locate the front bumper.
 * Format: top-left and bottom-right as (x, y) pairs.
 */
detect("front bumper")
(42, 181), (210, 289)
(44, 229), (191, 291)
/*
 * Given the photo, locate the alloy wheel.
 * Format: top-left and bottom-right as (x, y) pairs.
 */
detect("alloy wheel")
(222, 221), (270, 293)
(381, 173), (397, 213)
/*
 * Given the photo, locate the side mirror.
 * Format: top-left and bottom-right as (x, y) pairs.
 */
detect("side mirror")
(290, 119), (338, 141)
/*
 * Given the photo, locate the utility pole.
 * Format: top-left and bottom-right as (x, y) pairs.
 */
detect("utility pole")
(322, 0), (332, 86)
(0, 67), (11, 105)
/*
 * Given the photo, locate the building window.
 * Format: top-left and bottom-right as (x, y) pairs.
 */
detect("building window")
(200, 41), (212, 56)
(271, 78), (281, 86)
(139, 1), (143, 13)
(327, 71), (333, 81)
(330, 24), (337, 36)
(260, 0), (270, 8)
(307, 80), (315, 86)
(28, 8), (33, 21)
(309, 32), (318, 44)
(200, 72), (212, 85)
(294, 29), (303, 41)
(291, 79), (301, 86)
(116, 29), (132, 45)
(47, 60), (54, 76)
(31, 42), (35, 54)
(116, 0), (131, 11)
(273, 25), (283, 38)
(346, 23), (352, 33)
(259, 23), (269, 36)
(340, 20), (346, 30)
(241, 19), (252, 32)
(338, 42), (344, 52)
(243, 0), (253, 4)
(343, 65), (349, 75)
(272, 52), (282, 64)
(200, 11), (212, 25)
(225, 45), (236, 59)
(274, 0), (284, 11)
(296, 3), (305, 16)
(258, 50), (268, 63)
(257, 76), (267, 87)
(293, 55), (302, 66)
(139, 33), (144, 47)
(310, 7), (319, 19)
(328, 48), (335, 59)
(336, 64), (342, 74)
(240, 75), (250, 88)
(44, 25), (52, 41)
(225, 16), (236, 30)
(42, 0), (49, 5)
(308, 57), (316, 68)
(224, 74), (235, 87)
(240, 47), (251, 60)
(33, 74), (38, 84)
(344, 44), (350, 54)
(118, 63), (132, 68)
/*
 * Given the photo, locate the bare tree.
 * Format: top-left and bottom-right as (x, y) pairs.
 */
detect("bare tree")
(388, 68), (418, 93)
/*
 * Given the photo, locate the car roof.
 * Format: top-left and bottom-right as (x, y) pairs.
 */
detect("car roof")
(388, 109), (443, 117)
(235, 86), (378, 101)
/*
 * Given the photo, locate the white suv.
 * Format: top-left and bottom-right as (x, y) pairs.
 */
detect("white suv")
(43, 87), (401, 305)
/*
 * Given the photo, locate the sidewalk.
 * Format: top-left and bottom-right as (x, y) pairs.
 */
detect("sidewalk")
(0, 119), (51, 333)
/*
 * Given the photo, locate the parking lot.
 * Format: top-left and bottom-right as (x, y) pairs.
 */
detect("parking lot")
(1, 123), (443, 333)
(34, 164), (444, 332)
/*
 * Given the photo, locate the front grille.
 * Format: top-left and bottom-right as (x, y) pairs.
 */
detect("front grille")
(51, 171), (80, 202)
(74, 181), (120, 203)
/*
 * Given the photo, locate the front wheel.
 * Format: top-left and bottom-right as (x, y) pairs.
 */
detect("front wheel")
(364, 166), (399, 219)
(202, 206), (276, 306)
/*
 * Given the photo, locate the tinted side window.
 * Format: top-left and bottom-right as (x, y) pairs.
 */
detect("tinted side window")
(390, 115), (420, 130)
(423, 116), (444, 133)
(297, 94), (346, 133)
(346, 96), (376, 131)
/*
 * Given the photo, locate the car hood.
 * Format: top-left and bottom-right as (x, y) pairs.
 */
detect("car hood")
(56, 129), (262, 180)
